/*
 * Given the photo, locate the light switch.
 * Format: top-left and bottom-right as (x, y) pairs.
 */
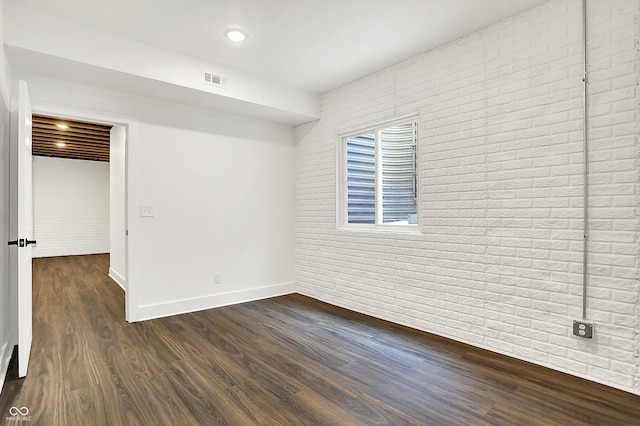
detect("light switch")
(140, 205), (154, 217)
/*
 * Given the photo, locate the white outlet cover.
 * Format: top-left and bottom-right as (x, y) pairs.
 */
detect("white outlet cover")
(140, 205), (154, 217)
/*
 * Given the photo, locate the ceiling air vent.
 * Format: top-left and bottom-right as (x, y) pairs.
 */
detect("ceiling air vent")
(202, 70), (228, 88)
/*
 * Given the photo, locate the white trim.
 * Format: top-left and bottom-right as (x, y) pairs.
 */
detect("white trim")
(336, 112), (420, 138)
(137, 282), (296, 322)
(0, 341), (13, 396)
(337, 115), (421, 231)
(124, 119), (140, 322)
(108, 267), (126, 292)
(374, 128), (382, 226)
(337, 225), (421, 235)
(335, 133), (347, 227)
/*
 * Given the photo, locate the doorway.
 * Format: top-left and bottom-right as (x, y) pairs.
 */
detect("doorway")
(31, 114), (113, 260)
(29, 108), (135, 321)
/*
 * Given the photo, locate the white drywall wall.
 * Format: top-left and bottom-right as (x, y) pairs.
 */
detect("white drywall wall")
(109, 125), (126, 289)
(0, 0), (15, 394)
(0, 0), (14, 391)
(17, 74), (296, 319)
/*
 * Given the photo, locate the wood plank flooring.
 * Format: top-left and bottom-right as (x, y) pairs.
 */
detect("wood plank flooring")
(1, 254), (639, 425)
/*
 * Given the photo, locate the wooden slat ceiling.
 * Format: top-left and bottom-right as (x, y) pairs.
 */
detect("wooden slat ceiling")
(32, 114), (112, 162)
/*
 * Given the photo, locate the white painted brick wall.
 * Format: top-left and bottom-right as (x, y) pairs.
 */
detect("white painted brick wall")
(33, 156), (109, 257)
(294, 0), (640, 395)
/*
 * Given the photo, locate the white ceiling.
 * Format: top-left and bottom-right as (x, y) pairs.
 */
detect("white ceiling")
(6, 0), (547, 95)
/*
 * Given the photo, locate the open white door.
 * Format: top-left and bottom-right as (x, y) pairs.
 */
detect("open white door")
(8, 80), (34, 377)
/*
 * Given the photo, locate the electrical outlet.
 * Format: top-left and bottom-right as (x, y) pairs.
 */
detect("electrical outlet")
(573, 320), (594, 338)
(214, 272), (222, 285)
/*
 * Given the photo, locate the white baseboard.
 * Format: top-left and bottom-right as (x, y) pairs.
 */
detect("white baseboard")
(0, 341), (13, 396)
(137, 281), (296, 322)
(108, 268), (127, 291)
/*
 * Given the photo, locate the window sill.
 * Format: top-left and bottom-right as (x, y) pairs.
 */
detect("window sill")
(337, 225), (421, 235)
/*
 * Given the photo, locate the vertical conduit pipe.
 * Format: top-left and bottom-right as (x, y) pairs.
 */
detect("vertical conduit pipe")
(581, 0), (589, 320)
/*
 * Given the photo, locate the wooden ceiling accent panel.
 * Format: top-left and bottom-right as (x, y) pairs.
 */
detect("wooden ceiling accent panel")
(32, 114), (112, 162)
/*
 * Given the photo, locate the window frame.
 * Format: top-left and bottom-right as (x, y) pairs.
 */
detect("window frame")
(336, 114), (420, 233)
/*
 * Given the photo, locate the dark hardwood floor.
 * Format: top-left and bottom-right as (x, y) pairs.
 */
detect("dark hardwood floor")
(1, 254), (639, 425)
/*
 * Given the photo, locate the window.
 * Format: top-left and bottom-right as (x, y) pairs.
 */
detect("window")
(338, 118), (418, 230)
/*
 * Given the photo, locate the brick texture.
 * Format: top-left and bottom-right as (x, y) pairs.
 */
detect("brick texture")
(294, 0), (640, 394)
(33, 156), (109, 258)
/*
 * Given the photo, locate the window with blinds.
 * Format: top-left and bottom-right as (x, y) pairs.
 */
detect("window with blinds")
(341, 118), (418, 229)
(346, 133), (376, 224)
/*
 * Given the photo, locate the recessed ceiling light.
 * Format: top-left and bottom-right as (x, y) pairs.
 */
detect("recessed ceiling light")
(56, 123), (69, 129)
(56, 142), (66, 147)
(225, 29), (247, 42)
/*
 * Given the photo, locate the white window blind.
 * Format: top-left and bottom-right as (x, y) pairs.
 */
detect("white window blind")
(343, 120), (418, 228)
